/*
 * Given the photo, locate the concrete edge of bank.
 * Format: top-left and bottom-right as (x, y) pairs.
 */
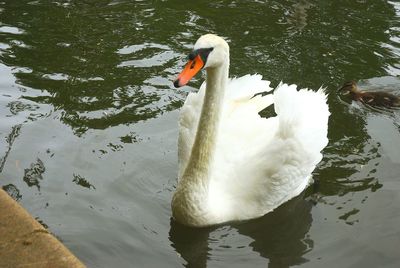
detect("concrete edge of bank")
(0, 188), (86, 268)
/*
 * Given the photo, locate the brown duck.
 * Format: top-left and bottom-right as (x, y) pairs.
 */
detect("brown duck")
(339, 81), (400, 108)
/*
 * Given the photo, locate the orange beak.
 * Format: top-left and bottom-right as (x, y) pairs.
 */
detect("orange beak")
(174, 55), (205, 88)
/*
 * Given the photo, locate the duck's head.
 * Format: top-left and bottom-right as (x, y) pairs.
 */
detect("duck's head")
(174, 34), (229, 88)
(338, 81), (359, 95)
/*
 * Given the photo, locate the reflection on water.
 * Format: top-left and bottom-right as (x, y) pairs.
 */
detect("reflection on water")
(1, 0), (400, 267)
(0, 0), (184, 135)
(23, 158), (45, 190)
(73, 173), (96, 190)
(2, 183), (22, 201)
(383, 1), (400, 75)
(236, 196), (313, 267)
(169, 221), (210, 268)
(0, 124), (21, 172)
(286, 0), (313, 33)
(170, 194), (313, 268)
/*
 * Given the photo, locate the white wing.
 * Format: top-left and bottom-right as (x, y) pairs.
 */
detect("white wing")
(178, 76), (329, 222)
(209, 82), (329, 221)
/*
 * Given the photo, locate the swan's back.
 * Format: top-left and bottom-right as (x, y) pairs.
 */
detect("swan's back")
(178, 76), (329, 224)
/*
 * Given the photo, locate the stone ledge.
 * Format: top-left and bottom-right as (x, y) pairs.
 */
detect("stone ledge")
(0, 188), (86, 268)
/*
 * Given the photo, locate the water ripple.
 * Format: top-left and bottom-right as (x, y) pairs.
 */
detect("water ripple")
(0, 25), (24, 34)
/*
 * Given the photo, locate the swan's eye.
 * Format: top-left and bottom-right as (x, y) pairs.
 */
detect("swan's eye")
(188, 47), (214, 62)
(198, 47), (213, 63)
(188, 51), (197, 61)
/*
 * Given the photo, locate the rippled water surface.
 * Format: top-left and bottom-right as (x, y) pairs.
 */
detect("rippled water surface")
(1, 1), (400, 267)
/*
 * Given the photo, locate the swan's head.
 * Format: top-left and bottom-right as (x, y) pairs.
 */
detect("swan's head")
(174, 34), (229, 88)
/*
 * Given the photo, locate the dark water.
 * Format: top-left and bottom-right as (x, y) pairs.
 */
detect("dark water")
(1, 0), (400, 267)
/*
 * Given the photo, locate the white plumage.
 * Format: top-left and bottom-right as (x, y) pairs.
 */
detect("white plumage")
(172, 34), (330, 227)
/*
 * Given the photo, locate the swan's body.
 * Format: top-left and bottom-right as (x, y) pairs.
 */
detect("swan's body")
(172, 34), (330, 227)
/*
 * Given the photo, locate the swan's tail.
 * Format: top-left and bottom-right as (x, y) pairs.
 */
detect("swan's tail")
(273, 82), (330, 156)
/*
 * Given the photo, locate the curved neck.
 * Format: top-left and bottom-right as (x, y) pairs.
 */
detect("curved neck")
(182, 59), (229, 184)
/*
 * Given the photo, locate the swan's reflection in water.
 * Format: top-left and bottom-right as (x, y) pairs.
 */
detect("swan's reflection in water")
(169, 193), (313, 268)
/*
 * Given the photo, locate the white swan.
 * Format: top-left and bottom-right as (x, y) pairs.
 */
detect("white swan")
(172, 34), (330, 227)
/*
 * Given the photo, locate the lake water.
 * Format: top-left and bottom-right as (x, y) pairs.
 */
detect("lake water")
(1, 1), (400, 267)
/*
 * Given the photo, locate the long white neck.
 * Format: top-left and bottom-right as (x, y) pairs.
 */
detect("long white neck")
(172, 46), (230, 226)
(182, 58), (229, 186)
